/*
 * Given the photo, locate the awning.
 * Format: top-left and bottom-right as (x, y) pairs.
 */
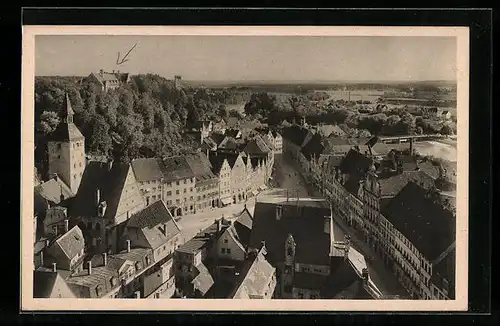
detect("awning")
(251, 190), (259, 196)
(221, 197), (233, 206)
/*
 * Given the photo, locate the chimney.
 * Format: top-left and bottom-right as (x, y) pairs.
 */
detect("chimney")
(99, 69), (103, 76)
(324, 216), (330, 234)
(87, 261), (92, 275)
(344, 235), (351, 260)
(39, 251), (44, 267)
(361, 268), (369, 283)
(53, 174), (58, 181)
(126, 239), (131, 253)
(103, 253), (107, 266)
(52, 262), (57, 272)
(64, 219), (69, 233)
(45, 239), (50, 248)
(95, 189), (101, 206)
(161, 223), (168, 237)
(275, 205), (283, 220)
(216, 218), (222, 233)
(261, 240), (266, 250)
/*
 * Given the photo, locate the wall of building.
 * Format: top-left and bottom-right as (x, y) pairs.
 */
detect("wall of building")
(230, 156), (247, 203)
(138, 179), (163, 206)
(143, 258), (175, 298)
(195, 181), (219, 212)
(114, 167), (147, 226)
(294, 263), (330, 276)
(162, 176), (196, 216)
(215, 229), (246, 261)
(292, 287), (321, 299)
(48, 138), (86, 194)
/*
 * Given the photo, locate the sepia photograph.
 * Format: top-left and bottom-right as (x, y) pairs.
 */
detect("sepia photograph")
(21, 25), (469, 311)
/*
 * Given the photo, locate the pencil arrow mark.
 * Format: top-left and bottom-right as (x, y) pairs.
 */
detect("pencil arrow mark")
(116, 43), (137, 66)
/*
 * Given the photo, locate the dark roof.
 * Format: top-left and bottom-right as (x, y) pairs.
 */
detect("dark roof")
(381, 182), (456, 261)
(33, 271), (73, 298)
(431, 245), (455, 299)
(317, 124), (346, 138)
(209, 132), (227, 146)
(300, 133), (325, 161)
(232, 207), (254, 248)
(219, 137), (241, 151)
(244, 136), (271, 155)
(34, 176), (74, 206)
(91, 71), (119, 84)
(319, 260), (361, 299)
(160, 156), (195, 182)
(339, 149), (373, 176)
(293, 272), (328, 290)
(127, 200), (174, 229)
(192, 262), (215, 296)
(176, 219), (231, 254)
(130, 158), (164, 182)
(185, 152), (218, 184)
(71, 161), (142, 220)
(225, 129), (241, 138)
(208, 152), (227, 174)
(114, 72), (130, 84)
(378, 170), (436, 198)
(53, 226), (85, 260)
(343, 174), (364, 196)
(281, 125), (310, 147)
(249, 201), (332, 266)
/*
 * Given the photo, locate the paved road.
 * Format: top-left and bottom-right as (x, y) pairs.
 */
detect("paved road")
(276, 154), (410, 298)
(176, 201), (255, 244)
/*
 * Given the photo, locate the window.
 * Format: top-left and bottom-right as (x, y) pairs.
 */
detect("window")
(287, 247), (293, 256)
(184, 180), (187, 184)
(176, 199), (180, 204)
(190, 205), (193, 211)
(184, 189), (187, 193)
(167, 191), (172, 196)
(227, 248), (231, 254)
(190, 188), (193, 192)
(190, 196), (193, 201)
(176, 181), (180, 186)
(224, 238), (228, 244)
(167, 182), (172, 187)
(176, 190), (180, 195)
(167, 200), (172, 206)
(57, 143), (62, 149)
(221, 248), (226, 254)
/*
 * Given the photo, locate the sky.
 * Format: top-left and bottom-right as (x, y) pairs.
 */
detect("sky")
(35, 35), (457, 82)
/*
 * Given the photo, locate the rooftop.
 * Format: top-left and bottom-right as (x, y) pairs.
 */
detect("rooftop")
(52, 226), (84, 260)
(249, 200), (332, 266)
(160, 156), (195, 182)
(176, 219), (231, 254)
(34, 175), (74, 206)
(130, 158), (164, 182)
(381, 182), (456, 261)
(231, 248), (276, 299)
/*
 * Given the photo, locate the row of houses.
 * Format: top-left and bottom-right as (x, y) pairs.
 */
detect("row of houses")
(171, 194), (383, 300)
(281, 123), (456, 301)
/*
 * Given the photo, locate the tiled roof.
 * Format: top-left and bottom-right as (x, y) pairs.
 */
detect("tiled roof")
(219, 136), (241, 150)
(232, 248), (275, 299)
(249, 201), (332, 266)
(34, 176), (75, 206)
(131, 158), (164, 182)
(185, 152), (218, 184)
(192, 262), (215, 295)
(91, 71), (120, 84)
(225, 129), (241, 138)
(381, 182), (456, 261)
(112, 247), (152, 262)
(66, 265), (119, 298)
(300, 133), (325, 161)
(209, 132), (227, 146)
(126, 200), (172, 229)
(176, 219), (231, 254)
(317, 124), (346, 138)
(33, 270), (75, 298)
(160, 156), (195, 182)
(319, 260), (360, 298)
(339, 149), (373, 176)
(281, 125), (310, 147)
(378, 170), (436, 198)
(244, 136), (271, 155)
(232, 207), (254, 248)
(71, 161), (143, 221)
(53, 226), (84, 260)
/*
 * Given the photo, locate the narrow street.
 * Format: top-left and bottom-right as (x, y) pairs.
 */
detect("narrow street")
(275, 153), (410, 298)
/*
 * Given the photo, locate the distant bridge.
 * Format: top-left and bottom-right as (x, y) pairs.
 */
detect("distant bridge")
(379, 134), (447, 144)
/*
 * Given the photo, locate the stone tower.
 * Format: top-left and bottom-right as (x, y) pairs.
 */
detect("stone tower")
(47, 93), (86, 194)
(282, 233), (296, 298)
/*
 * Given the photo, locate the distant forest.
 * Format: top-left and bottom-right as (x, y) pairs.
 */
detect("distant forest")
(35, 74), (455, 179)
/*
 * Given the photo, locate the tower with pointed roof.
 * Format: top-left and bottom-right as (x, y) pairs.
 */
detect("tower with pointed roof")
(47, 94), (86, 194)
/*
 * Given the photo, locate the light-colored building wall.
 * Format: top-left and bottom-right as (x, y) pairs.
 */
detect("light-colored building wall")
(48, 138), (86, 194)
(143, 258), (176, 298)
(162, 176), (196, 216)
(230, 155), (247, 203)
(215, 229), (246, 261)
(217, 160), (232, 205)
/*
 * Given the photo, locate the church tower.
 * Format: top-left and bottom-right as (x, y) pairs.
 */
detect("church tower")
(47, 93), (86, 194)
